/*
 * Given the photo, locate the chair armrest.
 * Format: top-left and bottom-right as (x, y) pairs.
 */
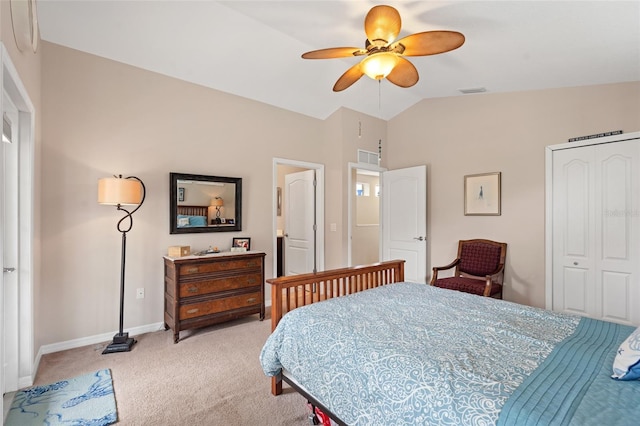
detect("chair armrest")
(482, 263), (506, 296)
(484, 263), (505, 281)
(430, 259), (460, 285)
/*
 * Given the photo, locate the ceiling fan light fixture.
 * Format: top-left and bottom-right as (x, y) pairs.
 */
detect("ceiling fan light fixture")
(361, 52), (399, 80)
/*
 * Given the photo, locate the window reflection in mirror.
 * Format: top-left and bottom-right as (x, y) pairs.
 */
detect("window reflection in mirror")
(169, 172), (242, 234)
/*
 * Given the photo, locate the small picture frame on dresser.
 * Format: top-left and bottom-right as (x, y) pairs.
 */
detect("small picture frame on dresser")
(232, 237), (250, 251)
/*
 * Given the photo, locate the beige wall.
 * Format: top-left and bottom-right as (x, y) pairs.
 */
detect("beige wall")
(37, 40), (640, 351)
(39, 42), (381, 348)
(387, 82), (640, 308)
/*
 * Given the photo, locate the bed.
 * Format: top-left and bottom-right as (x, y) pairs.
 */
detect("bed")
(176, 205), (208, 227)
(260, 260), (640, 425)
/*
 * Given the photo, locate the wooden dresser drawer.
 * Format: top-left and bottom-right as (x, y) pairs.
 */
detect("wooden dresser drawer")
(179, 257), (262, 276)
(179, 273), (261, 298)
(164, 252), (265, 343)
(180, 291), (262, 320)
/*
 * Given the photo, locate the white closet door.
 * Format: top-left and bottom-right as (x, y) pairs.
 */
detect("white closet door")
(551, 137), (639, 325)
(552, 146), (595, 318)
(596, 141), (639, 325)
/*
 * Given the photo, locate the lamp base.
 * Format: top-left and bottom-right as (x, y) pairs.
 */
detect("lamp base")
(102, 333), (136, 354)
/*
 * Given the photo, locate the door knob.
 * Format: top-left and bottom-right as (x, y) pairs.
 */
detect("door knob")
(413, 236), (425, 241)
(3, 267), (16, 273)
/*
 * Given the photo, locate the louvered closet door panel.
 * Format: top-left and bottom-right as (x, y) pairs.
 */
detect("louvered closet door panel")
(596, 141), (640, 325)
(552, 147), (594, 317)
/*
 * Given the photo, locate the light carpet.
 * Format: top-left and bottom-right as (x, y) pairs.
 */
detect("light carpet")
(5, 369), (117, 426)
(31, 315), (308, 425)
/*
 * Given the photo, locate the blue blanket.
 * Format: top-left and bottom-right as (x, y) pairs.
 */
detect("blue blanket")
(261, 283), (593, 425)
(498, 317), (640, 426)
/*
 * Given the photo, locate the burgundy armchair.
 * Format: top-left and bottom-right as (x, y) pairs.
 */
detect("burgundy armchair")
(430, 239), (507, 298)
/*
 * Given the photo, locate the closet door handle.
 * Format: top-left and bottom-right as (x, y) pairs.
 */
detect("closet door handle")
(3, 267), (15, 273)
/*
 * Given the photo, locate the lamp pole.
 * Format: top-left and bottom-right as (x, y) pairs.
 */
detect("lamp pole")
(99, 175), (146, 354)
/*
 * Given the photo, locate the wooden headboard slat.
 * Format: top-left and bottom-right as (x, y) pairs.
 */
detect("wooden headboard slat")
(177, 205), (208, 216)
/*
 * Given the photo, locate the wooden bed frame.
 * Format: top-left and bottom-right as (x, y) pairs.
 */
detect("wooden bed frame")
(265, 259), (405, 398)
(176, 205), (208, 216)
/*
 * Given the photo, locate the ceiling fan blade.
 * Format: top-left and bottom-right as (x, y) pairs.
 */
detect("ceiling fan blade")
(333, 63), (365, 92)
(392, 31), (465, 56)
(386, 57), (419, 88)
(302, 47), (367, 59)
(364, 5), (401, 44)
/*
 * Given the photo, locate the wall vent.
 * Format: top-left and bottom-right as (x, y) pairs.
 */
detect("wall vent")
(357, 149), (379, 166)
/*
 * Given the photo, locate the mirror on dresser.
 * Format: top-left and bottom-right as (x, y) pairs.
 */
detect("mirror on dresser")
(170, 172), (242, 234)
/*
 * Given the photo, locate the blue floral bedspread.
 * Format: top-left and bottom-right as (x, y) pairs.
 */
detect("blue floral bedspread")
(260, 282), (583, 425)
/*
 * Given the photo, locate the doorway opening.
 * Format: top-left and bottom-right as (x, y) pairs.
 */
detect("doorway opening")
(272, 159), (325, 279)
(347, 162), (385, 266)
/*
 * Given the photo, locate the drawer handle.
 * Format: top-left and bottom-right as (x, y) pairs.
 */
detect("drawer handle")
(247, 297), (257, 304)
(187, 267), (199, 273)
(248, 277), (256, 284)
(186, 308), (199, 314)
(187, 287), (198, 293)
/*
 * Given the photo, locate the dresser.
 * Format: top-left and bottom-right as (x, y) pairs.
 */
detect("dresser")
(164, 251), (265, 343)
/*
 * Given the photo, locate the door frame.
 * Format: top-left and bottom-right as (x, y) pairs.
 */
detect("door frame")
(272, 158), (325, 284)
(347, 162), (386, 266)
(1, 44), (35, 396)
(544, 131), (640, 309)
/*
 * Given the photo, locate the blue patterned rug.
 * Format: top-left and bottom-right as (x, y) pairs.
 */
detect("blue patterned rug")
(5, 369), (117, 426)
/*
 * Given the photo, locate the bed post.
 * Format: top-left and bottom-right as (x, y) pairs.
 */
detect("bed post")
(272, 372), (283, 396)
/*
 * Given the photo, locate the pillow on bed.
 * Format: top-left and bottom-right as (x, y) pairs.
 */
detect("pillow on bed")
(612, 326), (640, 380)
(189, 216), (207, 227)
(177, 215), (190, 227)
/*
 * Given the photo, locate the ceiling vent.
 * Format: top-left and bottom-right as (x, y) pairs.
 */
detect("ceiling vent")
(459, 87), (487, 94)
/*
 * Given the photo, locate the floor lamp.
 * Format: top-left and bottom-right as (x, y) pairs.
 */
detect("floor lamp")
(98, 174), (146, 354)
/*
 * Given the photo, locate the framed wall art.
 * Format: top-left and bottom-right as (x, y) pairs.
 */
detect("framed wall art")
(464, 172), (501, 216)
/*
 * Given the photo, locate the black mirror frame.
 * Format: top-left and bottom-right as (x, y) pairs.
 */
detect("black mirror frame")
(169, 172), (242, 234)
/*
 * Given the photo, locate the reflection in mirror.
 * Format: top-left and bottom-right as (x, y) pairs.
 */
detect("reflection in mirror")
(170, 172), (242, 234)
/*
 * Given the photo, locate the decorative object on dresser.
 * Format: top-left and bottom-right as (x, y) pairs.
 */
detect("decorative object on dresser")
(232, 237), (251, 250)
(164, 251), (265, 343)
(168, 245), (190, 257)
(97, 174), (146, 354)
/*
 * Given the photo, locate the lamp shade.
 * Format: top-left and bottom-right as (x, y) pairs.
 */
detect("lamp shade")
(361, 52), (399, 80)
(98, 177), (143, 206)
(210, 198), (223, 207)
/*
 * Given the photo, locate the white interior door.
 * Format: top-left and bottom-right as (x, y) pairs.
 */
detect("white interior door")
(284, 169), (316, 275)
(0, 49), (36, 402)
(382, 165), (427, 283)
(2, 91), (20, 394)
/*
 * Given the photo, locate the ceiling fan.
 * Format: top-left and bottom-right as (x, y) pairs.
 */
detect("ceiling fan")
(302, 5), (465, 92)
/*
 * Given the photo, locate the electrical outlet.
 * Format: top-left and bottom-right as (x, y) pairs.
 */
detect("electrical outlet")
(136, 288), (145, 299)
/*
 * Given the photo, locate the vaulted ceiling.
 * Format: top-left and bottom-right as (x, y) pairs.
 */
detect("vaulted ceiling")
(37, 1), (640, 120)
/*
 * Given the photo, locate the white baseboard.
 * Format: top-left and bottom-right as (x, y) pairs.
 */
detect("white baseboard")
(32, 322), (165, 383)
